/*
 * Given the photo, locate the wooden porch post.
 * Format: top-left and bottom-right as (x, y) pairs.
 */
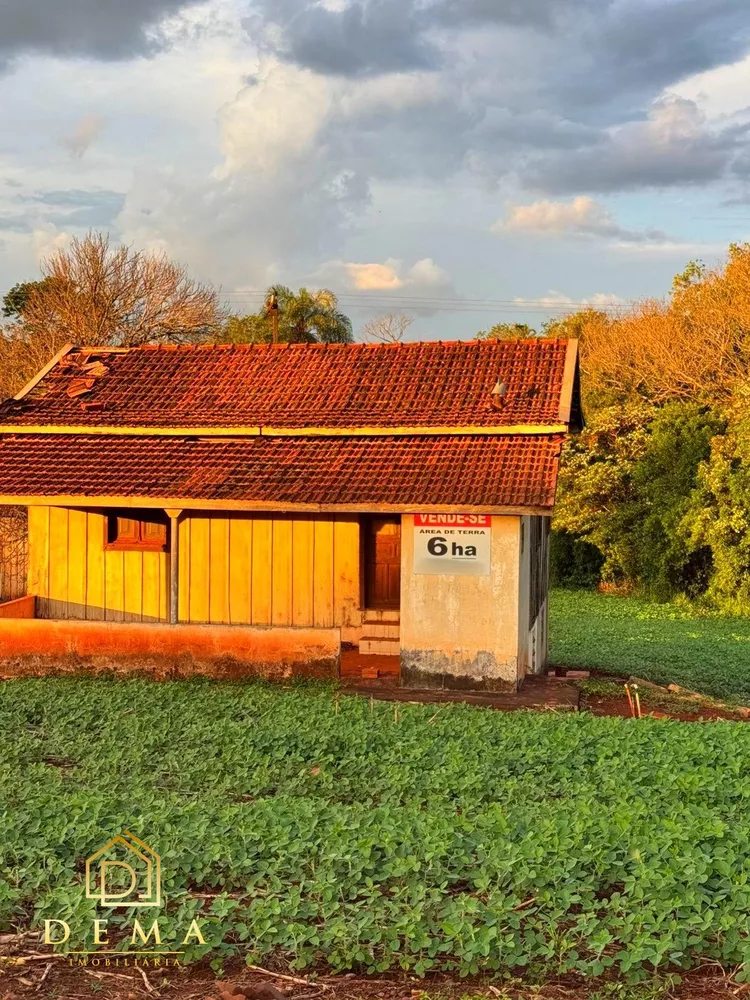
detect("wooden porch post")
(165, 509), (183, 624)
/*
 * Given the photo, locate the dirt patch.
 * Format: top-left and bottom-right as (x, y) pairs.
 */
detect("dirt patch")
(343, 675), (580, 711)
(1, 957), (748, 1000)
(585, 694), (747, 721)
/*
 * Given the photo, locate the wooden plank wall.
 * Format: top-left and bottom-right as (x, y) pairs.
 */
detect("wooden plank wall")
(29, 507), (169, 622)
(29, 508), (361, 628)
(177, 513), (360, 627)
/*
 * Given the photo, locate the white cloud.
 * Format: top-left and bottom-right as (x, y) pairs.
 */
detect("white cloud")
(319, 256), (451, 291)
(32, 223), (71, 263)
(531, 95), (741, 193)
(675, 55), (750, 121)
(497, 196), (667, 243)
(338, 71), (448, 118)
(345, 261), (404, 290)
(217, 61), (333, 177)
(513, 290), (624, 309)
(316, 0), (350, 12)
(59, 114), (105, 158)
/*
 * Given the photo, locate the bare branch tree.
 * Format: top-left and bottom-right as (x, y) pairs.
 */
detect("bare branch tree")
(360, 312), (414, 344)
(20, 231), (224, 348)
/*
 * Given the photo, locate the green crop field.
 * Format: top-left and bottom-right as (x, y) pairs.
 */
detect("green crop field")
(550, 588), (750, 703)
(4, 677), (750, 984)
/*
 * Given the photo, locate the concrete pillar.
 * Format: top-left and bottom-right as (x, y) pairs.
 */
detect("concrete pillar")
(399, 514), (522, 691)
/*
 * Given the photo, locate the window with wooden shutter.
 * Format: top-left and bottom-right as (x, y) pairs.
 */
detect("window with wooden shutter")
(105, 512), (168, 551)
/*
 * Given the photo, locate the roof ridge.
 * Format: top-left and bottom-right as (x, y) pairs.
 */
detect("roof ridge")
(70, 337), (571, 353)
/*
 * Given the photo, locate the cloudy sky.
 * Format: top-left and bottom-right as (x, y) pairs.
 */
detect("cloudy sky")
(1, 0), (749, 338)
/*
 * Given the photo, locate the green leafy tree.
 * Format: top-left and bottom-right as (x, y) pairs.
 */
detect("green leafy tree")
(554, 401), (724, 600)
(680, 403), (750, 612)
(221, 313), (271, 345)
(222, 286), (353, 345)
(476, 322), (536, 340)
(2, 279), (56, 320)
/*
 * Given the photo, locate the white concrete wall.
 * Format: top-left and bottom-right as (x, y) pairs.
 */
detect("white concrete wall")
(399, 514), (521, 691)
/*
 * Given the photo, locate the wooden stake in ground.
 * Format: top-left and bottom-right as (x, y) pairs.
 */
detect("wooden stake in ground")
(624, 684), (635, 718)
(632, 684), (642, 719)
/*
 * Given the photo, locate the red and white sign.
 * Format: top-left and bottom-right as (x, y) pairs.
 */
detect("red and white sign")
(415, 514), (490, 528)
(413, 513), (492, 576)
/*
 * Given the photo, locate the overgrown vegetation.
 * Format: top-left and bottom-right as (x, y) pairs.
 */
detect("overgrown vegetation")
(550, 588), (750, 702)
(5, 678), (750, 982)
(549, 244), (750, 611)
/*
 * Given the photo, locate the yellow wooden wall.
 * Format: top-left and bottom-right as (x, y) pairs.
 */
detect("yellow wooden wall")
(177, 513), (360, 627)
(28, 507), (169, 622)
(28, 508), (361, 628)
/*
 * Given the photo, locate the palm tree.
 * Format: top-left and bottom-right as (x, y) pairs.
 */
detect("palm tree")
(223, 285), (353, 345)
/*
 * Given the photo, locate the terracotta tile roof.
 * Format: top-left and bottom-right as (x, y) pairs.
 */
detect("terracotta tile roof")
(0, 339), (576, 429)
(0, 433), (564, 510)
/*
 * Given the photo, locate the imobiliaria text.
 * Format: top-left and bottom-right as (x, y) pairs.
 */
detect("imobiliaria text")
(44, 916), (205, 967)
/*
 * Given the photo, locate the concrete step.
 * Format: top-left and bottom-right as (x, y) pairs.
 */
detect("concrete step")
(361, 620), (400, 639)
(359, 636), (401, 656)
(363, 609), (400, 623)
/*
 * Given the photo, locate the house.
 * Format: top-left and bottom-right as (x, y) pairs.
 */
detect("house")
(0, 338), (582, 690)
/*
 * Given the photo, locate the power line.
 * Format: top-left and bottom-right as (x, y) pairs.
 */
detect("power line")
(217, 290), (618, 304)
(0, 288), (625, 315)
(217, 292), (624, 313)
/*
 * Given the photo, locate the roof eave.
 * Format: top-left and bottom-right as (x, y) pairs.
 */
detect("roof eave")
(0, 423), (570, 438)
(0, 494), (554, 516)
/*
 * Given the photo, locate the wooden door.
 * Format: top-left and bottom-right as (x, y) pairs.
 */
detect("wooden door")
(366, 517), (401, 609)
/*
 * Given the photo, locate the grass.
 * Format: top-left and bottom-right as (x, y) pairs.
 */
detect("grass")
(4, 678), (750, 984)
(549, 588), (750, 704)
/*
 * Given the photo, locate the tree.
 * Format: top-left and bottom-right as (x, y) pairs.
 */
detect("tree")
(574, 244), (750, 406)
(2, 279), (57, 320)
(221, 286), (353, 345)
(0, 328), (70, 401)
(554, 401), (723, 600)
(476, 322), (537, 340)
(19, 232), (223, 347)
(547, 246), (750, 603)
(360, 312), (413, 343)
(221, 313), (272, 345)
(680, 402), (750, 612)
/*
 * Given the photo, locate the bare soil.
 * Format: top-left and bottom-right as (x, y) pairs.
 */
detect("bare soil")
(583, 694), (747, 722)
(2, 956), (750, 1000)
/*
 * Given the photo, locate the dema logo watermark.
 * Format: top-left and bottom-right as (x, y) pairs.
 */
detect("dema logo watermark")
(44, 831), (206, 967)
(85, 830), (161, 908)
